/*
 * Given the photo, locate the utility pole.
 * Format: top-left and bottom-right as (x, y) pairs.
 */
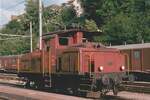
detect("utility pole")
(30, 22), (33, 53)
(39, 0), (42, 50)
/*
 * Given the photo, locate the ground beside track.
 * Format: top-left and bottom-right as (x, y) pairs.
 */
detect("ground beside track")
(0, 83), (150, 100)
(106, 91), (150, 100)
(0, 84), (91, 100)
(0, 76), (150, 100)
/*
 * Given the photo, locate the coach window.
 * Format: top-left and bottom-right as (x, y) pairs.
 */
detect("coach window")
(134, 50), (141, 60)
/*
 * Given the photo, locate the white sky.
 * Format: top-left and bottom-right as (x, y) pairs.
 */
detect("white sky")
(0, 0), (68, 27)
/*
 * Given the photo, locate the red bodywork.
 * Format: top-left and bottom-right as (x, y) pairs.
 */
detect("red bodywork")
(41, 29), (125, 74)
(0, 55), (19, 72)
(80, 48), (125, 73)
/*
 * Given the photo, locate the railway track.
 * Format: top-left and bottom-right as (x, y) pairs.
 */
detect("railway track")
(0, 73), (24, 86)
(122, 81), (150, 93)
(0, 83), (150, 100)
(0, 73), (18, 79)
(0, 73), (150, 95)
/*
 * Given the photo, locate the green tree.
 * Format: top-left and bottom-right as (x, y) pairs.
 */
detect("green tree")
(25, 0), (39, 35)
(84, 19), (98, 31)
(81, 0), (150, 44)
(61, 6), (77, 28)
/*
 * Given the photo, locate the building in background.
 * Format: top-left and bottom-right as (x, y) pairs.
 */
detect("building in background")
(64, 0), (83, 16)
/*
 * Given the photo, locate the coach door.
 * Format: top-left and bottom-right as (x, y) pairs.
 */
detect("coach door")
(132, 50), (142, 71)
(124, 54), (129, 72)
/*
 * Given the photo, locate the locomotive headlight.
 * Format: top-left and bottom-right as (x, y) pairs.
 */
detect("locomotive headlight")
(120, 66), (125, 71)
(98, 66), (104, 72)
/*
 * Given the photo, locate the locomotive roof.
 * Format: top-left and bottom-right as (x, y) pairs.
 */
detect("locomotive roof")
(62, 44), (119, 52)
(108, 43), (150, 50)
(42, 29), (101, 39)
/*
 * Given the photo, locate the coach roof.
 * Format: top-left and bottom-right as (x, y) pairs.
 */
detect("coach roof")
(108, 43), (150, 50)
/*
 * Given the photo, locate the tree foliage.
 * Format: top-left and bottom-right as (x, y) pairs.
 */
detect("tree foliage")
(84, 19), (98, 31)
(81, 0), (150, 45)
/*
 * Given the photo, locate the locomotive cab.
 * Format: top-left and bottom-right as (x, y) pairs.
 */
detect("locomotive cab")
(43, 29), (126, 96)
(56, 45), (126, 96)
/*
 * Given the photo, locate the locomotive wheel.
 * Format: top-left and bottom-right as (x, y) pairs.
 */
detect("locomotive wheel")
(129, 74), (135, 82)
(67, 88), (73, 94)
(100, 88), (109, 97)
(113, 85), (118, 96)
(35, 82), (44, 89)
(66, 88), (78, 95)
(25, 80), (31, 88)
(73, 88), (79, 96)
(100, 91), (106, 97)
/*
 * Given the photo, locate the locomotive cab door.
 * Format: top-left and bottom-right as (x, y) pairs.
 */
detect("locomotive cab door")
(88, 60), (95, 73)
(84, 55), (95, 74)
(90, 60), (95, 73)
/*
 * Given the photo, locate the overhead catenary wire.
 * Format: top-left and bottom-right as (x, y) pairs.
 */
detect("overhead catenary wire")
(0, 33), (30, 37)
(0, 37), (29, 41)
(4, 0), (25, 10)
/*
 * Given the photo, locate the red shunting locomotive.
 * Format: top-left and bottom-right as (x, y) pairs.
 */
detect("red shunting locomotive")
(12, 29), (126, 97)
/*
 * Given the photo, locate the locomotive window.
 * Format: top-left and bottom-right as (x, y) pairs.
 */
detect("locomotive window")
(134, 51), (140, 60)
(59, 37), (68, 45)
(88, 60), (95, 72)
(91, 61), (95, 72)
(47, 46), (50, 51)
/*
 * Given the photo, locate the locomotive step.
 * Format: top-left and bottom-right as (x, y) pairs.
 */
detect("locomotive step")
(44, 79), (51, 83)
(80, 84), (92, 87)
(80, 77), (93, 81)
(79, 84), (94, 91)
(78, 88), (91, 93)
(78, 88), (101, 98)
(80, 81), (92, 83)
(86, 91), (101, 98)
(78, 89), (103, 98)
(80, 77), (93, 80)
(80, 79), (93, 84)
